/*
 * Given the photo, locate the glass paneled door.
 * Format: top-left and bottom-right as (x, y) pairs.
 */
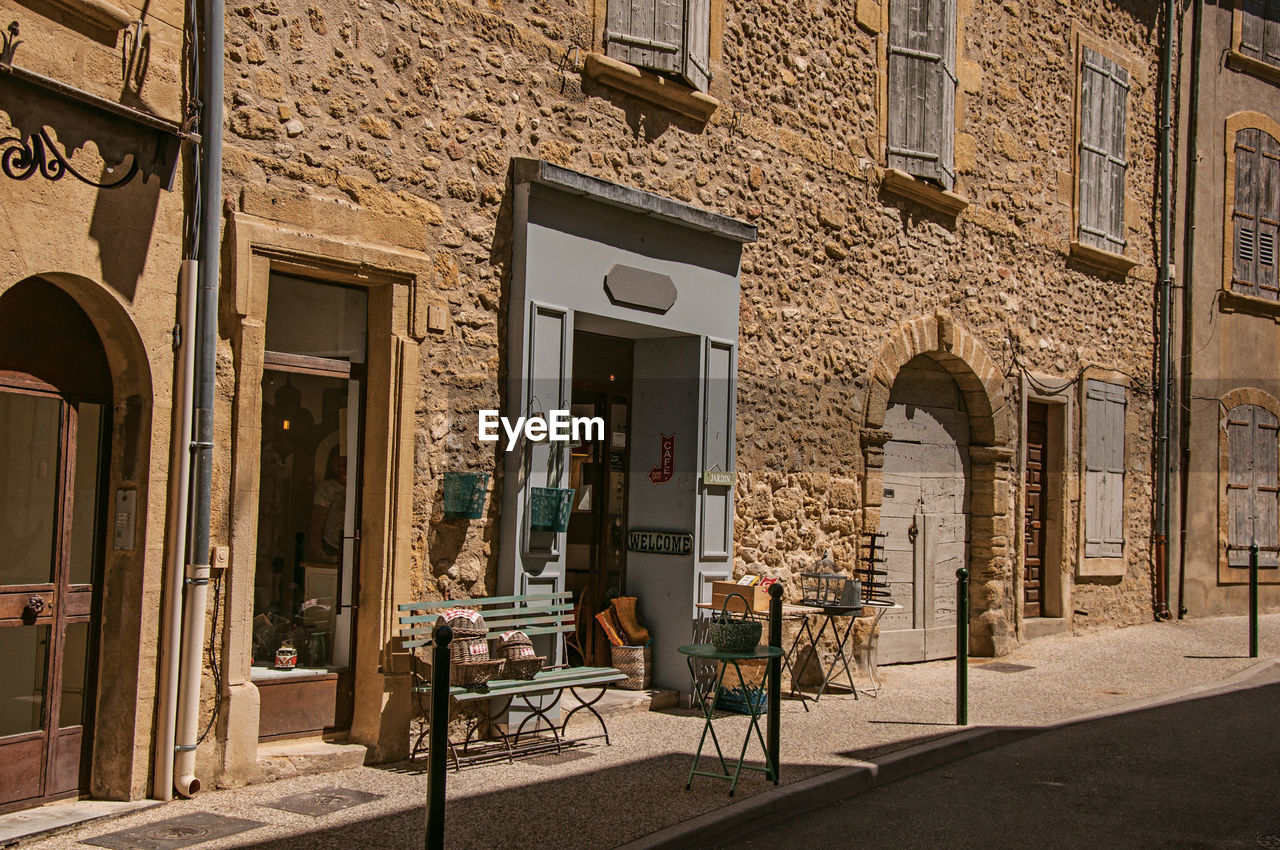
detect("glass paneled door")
(0, 385), (106, 812)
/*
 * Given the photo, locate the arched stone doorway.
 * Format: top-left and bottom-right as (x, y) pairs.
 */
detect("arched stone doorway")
(0, 274), (153, 809)
(861, 314), (1016, 658)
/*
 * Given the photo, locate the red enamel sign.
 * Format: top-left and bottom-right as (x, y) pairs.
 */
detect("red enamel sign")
(648, 433), (674, 485)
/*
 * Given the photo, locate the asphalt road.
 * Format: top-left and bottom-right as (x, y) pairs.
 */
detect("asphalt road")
(731, 664), (1280, 850)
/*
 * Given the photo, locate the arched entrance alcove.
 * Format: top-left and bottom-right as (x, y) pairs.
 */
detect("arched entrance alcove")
(0, 274), (154, 808)
(861, 313), (1016, 657)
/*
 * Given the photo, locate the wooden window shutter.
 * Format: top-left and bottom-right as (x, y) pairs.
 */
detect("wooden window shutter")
(1227, 405), (1280, 567)
(887, 0), (957, 190)
(1085, 380), (1125, 558)
(604, 0), (683, 77)
(1233, 129), (1280, 301)
(1241, 0), (1265, 60)
(1078, 47), (1129, 254)
(681, 0), (711, 92)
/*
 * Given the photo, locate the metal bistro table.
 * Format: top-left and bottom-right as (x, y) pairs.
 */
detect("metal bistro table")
(782, 599), (904, 704)
(678, 643), (781, 796)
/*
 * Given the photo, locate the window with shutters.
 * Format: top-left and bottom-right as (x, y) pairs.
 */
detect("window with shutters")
(584, 0), (718, 122)
(885, 0), (957, 191)
(1224, 403), (1280, 568)
(1227, 125), (1280, 302)
(1073, 45), (1130, 265)
(1230, 0), (1280, 83)
(1084, 380), (1126, 560)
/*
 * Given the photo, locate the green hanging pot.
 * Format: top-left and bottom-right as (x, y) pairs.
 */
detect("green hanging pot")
(529, 486), (574, 532)
(443, 471), (490, 519)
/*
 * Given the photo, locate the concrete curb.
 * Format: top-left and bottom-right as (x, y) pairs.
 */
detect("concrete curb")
(618, 657), (1280, 850)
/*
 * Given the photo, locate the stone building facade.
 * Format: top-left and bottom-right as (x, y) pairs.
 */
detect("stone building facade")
(200, 0), (1165, 784)
(0, 0), (189, 812)
(0, 0), (1172, 810)
(1171, 0), (1280, 617)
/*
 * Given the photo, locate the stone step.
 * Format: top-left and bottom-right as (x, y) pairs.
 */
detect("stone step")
(254, 739), (368, 784)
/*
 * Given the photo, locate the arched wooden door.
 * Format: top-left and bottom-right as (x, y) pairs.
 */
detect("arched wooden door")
(0, 279), (112, 813)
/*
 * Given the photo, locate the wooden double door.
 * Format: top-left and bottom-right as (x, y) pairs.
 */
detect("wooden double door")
(0, 381), (106, 812)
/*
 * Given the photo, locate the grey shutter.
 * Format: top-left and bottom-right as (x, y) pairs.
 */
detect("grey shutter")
(1078, 47), (1129, 254)
(604, 0), (683, 77)
(699, 339), (734, 560)
(1085, 380), (1125, 558)
(1242, 0), (1265, 60)
(1234, 129), (1280, 301)
(681, 0), (711, 92)
(1227, 405), (1280, 567)
(522, 302), (572, 558)
(887, 0), (956, 189)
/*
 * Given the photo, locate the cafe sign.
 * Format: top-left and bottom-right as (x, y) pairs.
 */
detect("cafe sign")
(627, 529), (694, 556)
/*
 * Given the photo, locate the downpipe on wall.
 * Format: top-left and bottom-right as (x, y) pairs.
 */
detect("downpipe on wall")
(173, 0), (225, 798)
(153, 259), (198, 801)
(1153, 0), (1178, 620)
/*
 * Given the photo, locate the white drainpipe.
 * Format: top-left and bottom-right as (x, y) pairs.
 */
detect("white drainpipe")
(152, 259), (198, 801)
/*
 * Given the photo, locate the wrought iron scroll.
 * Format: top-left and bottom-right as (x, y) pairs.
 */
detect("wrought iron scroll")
(1, 126), (140, 187)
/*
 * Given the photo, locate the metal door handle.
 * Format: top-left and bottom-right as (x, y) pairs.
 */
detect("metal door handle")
(24, 595), (46, 616)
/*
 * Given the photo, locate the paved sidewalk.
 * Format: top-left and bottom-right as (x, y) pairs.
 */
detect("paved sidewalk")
(22, 613), (1280, 849)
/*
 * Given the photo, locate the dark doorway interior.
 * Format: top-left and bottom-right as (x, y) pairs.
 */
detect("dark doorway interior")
(567, 332), (632, 667)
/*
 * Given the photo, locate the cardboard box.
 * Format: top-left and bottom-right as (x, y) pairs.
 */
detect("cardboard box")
(710, 581), (772, 615)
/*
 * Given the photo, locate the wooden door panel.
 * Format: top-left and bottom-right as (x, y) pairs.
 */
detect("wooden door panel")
(0, 736), (44, 806)
(1023, 404), (1049, 618)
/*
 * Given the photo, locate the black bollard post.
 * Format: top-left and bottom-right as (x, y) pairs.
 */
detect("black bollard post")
(426, 624), (453, 850)
(767, 582), (783, 783)
(956, 567), (969, 726)
(1250, 542), (1259, 659)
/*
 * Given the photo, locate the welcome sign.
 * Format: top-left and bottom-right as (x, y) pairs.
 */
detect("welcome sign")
(627, 530), (694, 556)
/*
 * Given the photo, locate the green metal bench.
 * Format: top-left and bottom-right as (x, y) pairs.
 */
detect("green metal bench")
(398, 591), (627, 769)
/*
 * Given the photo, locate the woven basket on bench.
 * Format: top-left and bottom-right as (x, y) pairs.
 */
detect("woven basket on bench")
(498, 630), (544, 680)
(438, 608), (495, 685)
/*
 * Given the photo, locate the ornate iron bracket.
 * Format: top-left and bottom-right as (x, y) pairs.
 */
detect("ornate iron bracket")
(1, 20), (194, 190)
(1, 125), (139, 186)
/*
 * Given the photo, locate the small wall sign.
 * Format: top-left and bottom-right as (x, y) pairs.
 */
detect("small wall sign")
(627, 529), (694, 556)
(702, 469), (733, 487)
(648, 433), (675, 485)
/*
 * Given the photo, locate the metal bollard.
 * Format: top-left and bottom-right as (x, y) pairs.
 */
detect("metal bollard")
(1250, 542), (1259, 659)
(425, 624), (453, 850)
(956, 567), (969, 726)
(767, 582), (783, 783)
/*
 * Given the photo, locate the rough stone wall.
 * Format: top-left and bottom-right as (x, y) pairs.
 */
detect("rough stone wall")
(215, 0), (1160, 627)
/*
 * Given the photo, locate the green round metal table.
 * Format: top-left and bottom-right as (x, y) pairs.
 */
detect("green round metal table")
(678, 643), (782, 795)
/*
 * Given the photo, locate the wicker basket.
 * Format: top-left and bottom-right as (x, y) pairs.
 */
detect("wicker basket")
(438, 608), (489, 664)
(449, 658), (505, 690)
(498, 630), (536, 660)
(708, 593), (762, 654)
(502, 656), (545, 680)
(611, 645), (651, 690)
(451, 636), (492, 666)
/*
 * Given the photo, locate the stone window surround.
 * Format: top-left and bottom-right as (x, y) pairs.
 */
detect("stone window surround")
(1076, 368), (1131, 578)
(872, 0), (971, 219)
(581, 0), (724, 123)
(1068, 28), (1146, 276)
(219, 209), (430, 772)
(1221, 112), (1280, 321)
(1227, 0), (1280, 86)
(1217, 387), (1280, 584)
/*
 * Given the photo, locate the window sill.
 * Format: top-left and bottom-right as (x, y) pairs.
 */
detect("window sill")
(1220, 286), (1280, 322)
(1226, 50), (1280, 87)
(1068, 241), (1138, 276)
(1078, 556), (1125, 578)
(582, 53), (719, 123)
(38, 0), (133, 31)
(880, 169), (969, 217)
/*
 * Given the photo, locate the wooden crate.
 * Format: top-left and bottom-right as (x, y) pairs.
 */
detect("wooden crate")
(710, 581), (771, 615)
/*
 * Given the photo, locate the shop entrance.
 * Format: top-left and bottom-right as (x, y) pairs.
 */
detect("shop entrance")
(0, 279), (111, 813)
(566, 332), (632, 666)
(250, 274), (367, 740)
